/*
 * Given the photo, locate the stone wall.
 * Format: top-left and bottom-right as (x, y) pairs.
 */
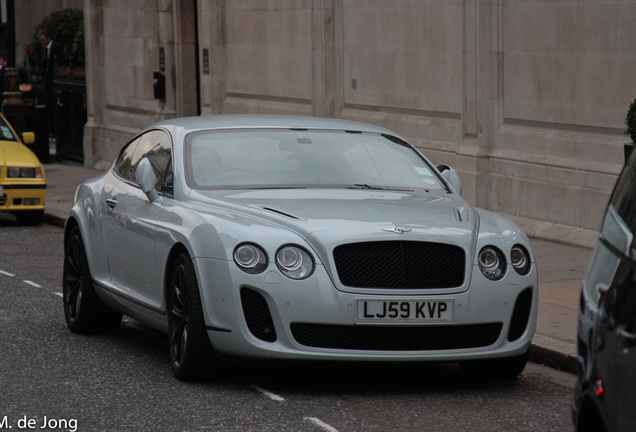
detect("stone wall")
(77, 0), (634, 246)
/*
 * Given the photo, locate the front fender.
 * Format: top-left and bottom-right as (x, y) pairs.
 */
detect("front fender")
(474, 208), (536, 264)
(67, 179), (110, 281)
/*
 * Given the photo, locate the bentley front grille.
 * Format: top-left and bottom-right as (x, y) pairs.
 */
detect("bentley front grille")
(333, 241), (465, 289)
(290, 322), (502, 351)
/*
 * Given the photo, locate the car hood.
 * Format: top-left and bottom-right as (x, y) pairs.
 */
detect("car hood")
(188, 188), (478, 252)
(0, 141), (40, 167)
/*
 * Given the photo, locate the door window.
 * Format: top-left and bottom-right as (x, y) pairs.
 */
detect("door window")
(115, 130), (173, 195)
(611, 154), (636, 235)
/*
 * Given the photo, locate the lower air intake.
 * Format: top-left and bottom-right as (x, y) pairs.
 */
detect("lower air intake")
(507, 288), (533, 342)
(290, 322), (502, 351)
(240, 288), (277, 342)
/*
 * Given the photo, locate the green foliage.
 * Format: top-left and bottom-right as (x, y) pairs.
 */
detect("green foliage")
(626, 99), (636, 143)
(27, 8), (84, 68)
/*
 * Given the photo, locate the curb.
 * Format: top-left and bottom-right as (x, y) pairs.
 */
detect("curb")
(44, 213), (66, 229)
(529, 344), (577, 375)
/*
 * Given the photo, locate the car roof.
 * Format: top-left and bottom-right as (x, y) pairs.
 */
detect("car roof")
(146, 114), (398, 136)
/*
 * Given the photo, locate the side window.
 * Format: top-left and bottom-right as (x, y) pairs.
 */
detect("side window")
(116, 137), (142, 181)
(610, 154), (636, 241)
(115, 130), (173, 195)
(131, 130), (173, 194)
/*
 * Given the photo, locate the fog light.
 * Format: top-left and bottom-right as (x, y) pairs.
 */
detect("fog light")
(24, 198), (40, 205)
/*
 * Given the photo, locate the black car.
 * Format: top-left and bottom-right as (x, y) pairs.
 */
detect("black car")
(573, 150), (636, 432)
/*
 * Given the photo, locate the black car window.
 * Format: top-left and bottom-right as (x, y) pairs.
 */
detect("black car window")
(115, 130), (173, 195)
(116, 136), (142, 181)
(610, 152), (636, 243)
(0, 115), (19, 142)
(131, 130), (172, 192)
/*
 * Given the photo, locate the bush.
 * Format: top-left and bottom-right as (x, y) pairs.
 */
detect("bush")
(626, 99), (636, 143)
(27, 8), (84, 69)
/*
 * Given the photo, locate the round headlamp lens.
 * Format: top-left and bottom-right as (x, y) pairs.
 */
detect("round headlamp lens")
(233, 243), (267, 274)
(276, 245), (314, 280)
(478, 246), (506, 280)
(479, 249), (498, 269)
(511, 245), (531, 275)
(235, 245), (260, 268)
(277, 247), (302, 271)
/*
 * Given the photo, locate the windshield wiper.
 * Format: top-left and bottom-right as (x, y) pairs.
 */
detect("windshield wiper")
(239, 186), (308, 190)
(349, 183), (414, 192)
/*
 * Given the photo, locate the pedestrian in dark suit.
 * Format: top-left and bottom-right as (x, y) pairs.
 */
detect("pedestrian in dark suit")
(38, 29), (63, 138)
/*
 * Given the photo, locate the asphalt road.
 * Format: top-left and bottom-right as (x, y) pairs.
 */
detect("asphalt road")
(0, 214), (575, 432)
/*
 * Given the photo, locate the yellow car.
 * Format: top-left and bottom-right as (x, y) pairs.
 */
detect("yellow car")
(0, 113), (46, 225)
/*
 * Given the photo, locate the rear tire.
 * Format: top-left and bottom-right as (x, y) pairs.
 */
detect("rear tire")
(63, 225), (122, 333)
(460, 349), (529, 380)
(16, 210), (44, 226)
(167, 252), (217, 381)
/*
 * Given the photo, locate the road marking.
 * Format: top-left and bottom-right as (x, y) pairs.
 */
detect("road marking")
(0, 270), (15, 277)
(54, 292), (63, 298)
(250, 385), (285, 402)
(23, 280), (42, 288)
(304, 417), (340, 432)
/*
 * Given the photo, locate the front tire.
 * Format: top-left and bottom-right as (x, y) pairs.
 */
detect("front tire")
(167, 252), (216, 381)
(63, 225), (122, 333)
(460, 349), (529, 380)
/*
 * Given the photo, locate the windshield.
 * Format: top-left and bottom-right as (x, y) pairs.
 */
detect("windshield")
(0, 116), (19, 143)
(184, 129), (446, 191)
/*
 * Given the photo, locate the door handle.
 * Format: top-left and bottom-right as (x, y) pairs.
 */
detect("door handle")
(106, 198), (118, 209)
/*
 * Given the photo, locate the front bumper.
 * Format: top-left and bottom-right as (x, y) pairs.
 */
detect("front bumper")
(194, 257), (538, 362)
(0, 183), (46, 211)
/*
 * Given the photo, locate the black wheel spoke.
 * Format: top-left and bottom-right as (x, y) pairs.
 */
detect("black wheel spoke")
(172, 319), (187, 364)
(172, 305), (188, 320)
(64, 234), (86, 321)
(167, 253), (215, 380)
(169, 257), (195, 370)
(62, 226), (122, 334)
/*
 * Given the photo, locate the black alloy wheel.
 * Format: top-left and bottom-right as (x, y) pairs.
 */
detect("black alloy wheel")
(63, 225), (122, 333)
(167, 252), (216, 381)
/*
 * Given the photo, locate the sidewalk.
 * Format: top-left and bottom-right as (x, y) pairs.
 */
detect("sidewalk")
(42, 162), (590, 375)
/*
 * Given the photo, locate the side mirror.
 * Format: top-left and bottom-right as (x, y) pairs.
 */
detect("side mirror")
(22, 132), (35, 145)
(436, 164), (463, 196)
(136, 157), (159, 202)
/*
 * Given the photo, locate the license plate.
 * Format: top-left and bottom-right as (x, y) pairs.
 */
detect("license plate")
(356, 299), (454, 323)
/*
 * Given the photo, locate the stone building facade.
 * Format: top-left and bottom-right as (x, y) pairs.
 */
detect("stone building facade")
(14, 0), (636, 247)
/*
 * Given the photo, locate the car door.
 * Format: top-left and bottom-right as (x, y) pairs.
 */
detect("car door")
(602, 152), (636, 431)
(608, 257), (636, 432)
(101, 130), (173, 307)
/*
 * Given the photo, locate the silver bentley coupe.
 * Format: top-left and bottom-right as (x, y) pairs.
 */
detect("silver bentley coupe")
(63, 115), (538, 381)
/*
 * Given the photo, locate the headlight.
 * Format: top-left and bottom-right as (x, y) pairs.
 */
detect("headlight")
(511, 245), (531, 275)
(233, 243), (268, 274)
(7, 167), (42, 178)
(478, 246), (506, 280)
(276, 245), (314, 280)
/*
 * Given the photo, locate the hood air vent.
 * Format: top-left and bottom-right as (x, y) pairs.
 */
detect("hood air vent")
(261, 206), (303, 220)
